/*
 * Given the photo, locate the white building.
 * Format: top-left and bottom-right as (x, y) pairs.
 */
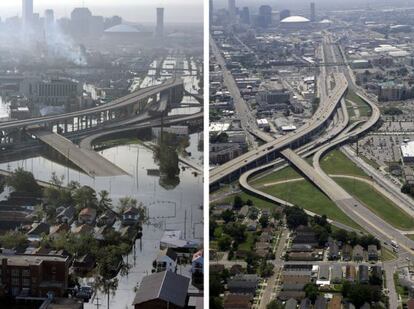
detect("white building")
(257, 119), (270, 130)
(401, 141), (414, 163)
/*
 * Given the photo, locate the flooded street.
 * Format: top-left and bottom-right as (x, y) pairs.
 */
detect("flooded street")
(0, 133), (203, 309)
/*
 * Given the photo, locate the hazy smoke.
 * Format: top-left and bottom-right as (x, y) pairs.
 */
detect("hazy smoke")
(45, 24), (88, 66)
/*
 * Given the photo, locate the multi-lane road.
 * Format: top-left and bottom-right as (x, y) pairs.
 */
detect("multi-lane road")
(210, 36), (273, 147)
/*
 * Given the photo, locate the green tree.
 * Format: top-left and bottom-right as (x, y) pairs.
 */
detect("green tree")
(218, 234), (232, 251)
(210, 297), (224, 309)
(222, 209), (235, 223)
(233, 195), (243, 210)
(95, 276), (119, 309)
(259, 215), (269, 228)
(284, 206), (308, 229)
(98, 190), (112, 211)
(6, 167), (41, 196)
(0, 231), (28, 249)
(118, 197), (137, 212)
(304, 283), (319, 303)
(258, 259), (274, 278)
(72, 185), (97, 210)
(267, 300), (283, 309)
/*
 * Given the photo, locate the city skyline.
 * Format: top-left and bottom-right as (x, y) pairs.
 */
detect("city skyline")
(0, 0), (203, 24)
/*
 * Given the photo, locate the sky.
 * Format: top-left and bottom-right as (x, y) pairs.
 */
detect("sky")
(213, 0), (413, 11)
(0, 0), (204, 24)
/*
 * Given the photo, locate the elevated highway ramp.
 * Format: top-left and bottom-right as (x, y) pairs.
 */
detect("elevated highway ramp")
(33, 130), (127, 177)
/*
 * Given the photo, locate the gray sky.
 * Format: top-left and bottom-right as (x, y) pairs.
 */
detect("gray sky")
(0, 0), (203, 24)
(213, 0), (412, 10)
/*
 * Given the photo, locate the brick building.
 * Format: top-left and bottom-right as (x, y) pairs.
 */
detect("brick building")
(0, 253), (70, 298)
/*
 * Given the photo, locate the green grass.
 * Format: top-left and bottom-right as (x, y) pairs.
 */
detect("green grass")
(321, 150), (369, 178)
(346, 100), (357, 119)
(346, 90), (372, 118)
(335, 178), (414, 230)
(251, 166), (302, 186)
(239, 232), (256, 251)
(261, 180), (361, 230)
(382, 247), (397, 262)
(405, 234), (414, 241)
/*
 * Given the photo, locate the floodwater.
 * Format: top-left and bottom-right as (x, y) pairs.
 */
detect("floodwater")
(0, 133), (203, 309)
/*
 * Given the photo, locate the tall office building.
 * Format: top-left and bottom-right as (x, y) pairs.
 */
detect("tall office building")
(228, 0), (236, 22)
(240, 7), (250, 24)
(310, 2), (316, 22)
(280, 9), (291, 21)
(44, 9), (54, 36)
(258, 5), (272, 28)
(156, 8), (164, 37)
(71, 8), (92, 41)
(22, 0), (33, 33)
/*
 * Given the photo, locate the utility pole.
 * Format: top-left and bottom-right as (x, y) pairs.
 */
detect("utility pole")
(94, 297), (102, 309)
(184, 209), (187, 239)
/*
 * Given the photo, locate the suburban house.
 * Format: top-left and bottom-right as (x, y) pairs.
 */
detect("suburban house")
(227, 274), (259, 296)
(367, 245), (378, 261)
(72, 254), (96, 275)
(155, 248), (178, 273)
(27, 222), (50, 241)
(191, 249), (204, 274)
(97, 210), (117, 227)
(353, 245), (364, 261)
(56, 206), (75, 224)
(331, 264), (343, 284)
(328, 241), (340, 260)
(285, 298), (298, 309)
(132, 271), (190, 309)
(359, 265), (369, 283)
(223, 294), (252, 309)
(122, 207), (141, 226)
(78, 208), (97, 225)
(342, 244), (353, 261)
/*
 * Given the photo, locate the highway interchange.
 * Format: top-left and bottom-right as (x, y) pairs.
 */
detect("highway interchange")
(211, 31), (414, 308)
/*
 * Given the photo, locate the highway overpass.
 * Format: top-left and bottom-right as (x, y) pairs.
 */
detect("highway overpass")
(210, 73), (348, 188)
(0, 78), (184, 144)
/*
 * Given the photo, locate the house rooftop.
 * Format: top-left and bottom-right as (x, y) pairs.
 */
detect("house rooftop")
(132, 271), (190, 307)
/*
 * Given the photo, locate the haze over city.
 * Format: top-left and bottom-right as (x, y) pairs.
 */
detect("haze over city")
(0, 0), (203, 24)
(212, 0), (413, 10)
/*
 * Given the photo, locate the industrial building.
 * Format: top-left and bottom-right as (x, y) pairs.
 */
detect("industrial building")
(21, 78), (82, 106)
(256, 80), (290, 108)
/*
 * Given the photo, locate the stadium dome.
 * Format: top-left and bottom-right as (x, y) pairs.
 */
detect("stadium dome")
(319, 19), (333, 24)
(105, 24), (140, 33)
(280, 16), (310, 23)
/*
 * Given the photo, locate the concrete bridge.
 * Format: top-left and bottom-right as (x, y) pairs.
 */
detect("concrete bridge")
(0, 78), (201, 177)
(0, 78), (184, 144)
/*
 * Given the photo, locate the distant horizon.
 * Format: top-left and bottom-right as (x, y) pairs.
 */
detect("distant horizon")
(211, 0), (413, 11)
(0, 1), (203, 24)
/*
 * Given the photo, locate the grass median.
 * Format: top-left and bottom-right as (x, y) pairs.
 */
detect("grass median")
(321, 149), (368, 178)
(261, 179), (361, 230)
(335, 178), (414, 231)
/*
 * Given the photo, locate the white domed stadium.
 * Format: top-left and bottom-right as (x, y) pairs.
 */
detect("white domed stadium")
(102, 24), (152, 46)
(280, 15), (311, 30)
(280, 16), (310, 23)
